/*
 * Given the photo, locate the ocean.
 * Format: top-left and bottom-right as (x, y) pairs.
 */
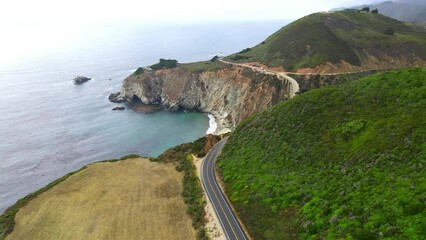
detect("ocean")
(0, 20), (288, 213)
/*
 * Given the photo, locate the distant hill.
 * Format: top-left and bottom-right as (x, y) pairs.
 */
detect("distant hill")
(218, 68), (426, 239)
(335, 1), (426, 24)
(225, 10), (426, 73)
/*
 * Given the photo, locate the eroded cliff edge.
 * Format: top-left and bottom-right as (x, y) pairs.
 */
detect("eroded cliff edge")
(114, 66), (293, 133)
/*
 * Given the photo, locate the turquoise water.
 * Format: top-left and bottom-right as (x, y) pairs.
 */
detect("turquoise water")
(0, 21), (288, 212)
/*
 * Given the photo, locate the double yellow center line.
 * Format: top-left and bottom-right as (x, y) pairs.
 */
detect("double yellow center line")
(205, 148), (240, 240)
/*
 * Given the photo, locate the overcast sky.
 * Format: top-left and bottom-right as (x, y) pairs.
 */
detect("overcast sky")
(1, 0), (381, 26)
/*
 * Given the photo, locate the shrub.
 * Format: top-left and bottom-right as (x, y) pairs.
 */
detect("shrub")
(334, 119), (366, 136)
(133, 67), (145, 75)
(150, 59), (178, 70)
(154, 135), (223, 240)
(231, 55), (250, 61)
(210, 55), (219, 62)
(239, 48), (251, 54)
(372, 8), (379, 14)
(351, 228), (376, 239)
(384, 28), (394, 35)
(361, 7), (370, 12)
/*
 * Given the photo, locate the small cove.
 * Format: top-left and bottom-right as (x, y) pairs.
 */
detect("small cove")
(0, 21), (287, 213)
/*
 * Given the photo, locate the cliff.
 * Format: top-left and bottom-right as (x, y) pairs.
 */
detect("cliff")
(116, 66), (293, 133)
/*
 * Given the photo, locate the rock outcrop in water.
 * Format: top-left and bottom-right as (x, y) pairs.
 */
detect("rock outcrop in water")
(112, 106), (125, 111)
(108, 92), (126, 102)
(73, 76), (91, 84)
(114, 66), (294, 133)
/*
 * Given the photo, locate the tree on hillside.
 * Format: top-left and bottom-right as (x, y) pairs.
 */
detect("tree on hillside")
(239, 48), (251, 54)
(361, 7), (370, 12)
(372, 8), (379, 14)
(150, 59), (178, 70)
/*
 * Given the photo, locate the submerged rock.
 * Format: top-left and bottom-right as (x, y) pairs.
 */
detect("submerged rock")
(108, 92), (126, 103)
(73, 76), (91, 84)
(112, 106), (125, 111)
(129, 102), (163, 113)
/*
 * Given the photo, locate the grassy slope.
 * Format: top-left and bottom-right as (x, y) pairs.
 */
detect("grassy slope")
(1, 132), (223, 240)
(225, 10), (426, 71)
(0, 135), (220, 240)
(153, 135), (223, 240)
(6, 158), (196, 240)
(179, 60), (228, 73)
(0, 155), (138, 240)
(353, 2), (426, 24)
(218, 68), (426, 239)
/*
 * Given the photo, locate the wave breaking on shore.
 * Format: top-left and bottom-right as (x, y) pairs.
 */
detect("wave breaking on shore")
(206, 114), (218, 135)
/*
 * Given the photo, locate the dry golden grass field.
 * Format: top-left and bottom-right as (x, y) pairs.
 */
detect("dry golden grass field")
(6, 158), (196, 240)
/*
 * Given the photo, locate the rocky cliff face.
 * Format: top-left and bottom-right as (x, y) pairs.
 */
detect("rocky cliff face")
(117, 66), (293, 132)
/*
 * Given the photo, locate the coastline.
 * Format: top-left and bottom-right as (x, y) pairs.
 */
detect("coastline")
(3, 157), (197, 240)
(206, 114), (218, 135)
(0, 155), (141, 238)
(1, 133), (221, 239)
(209, 112), (231, 135)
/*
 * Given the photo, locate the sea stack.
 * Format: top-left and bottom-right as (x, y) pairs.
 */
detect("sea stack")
(73, 76), (91, 84)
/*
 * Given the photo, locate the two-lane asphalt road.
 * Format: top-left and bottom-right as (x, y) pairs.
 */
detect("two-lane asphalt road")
(201, 138), (248, 240)
(219, 59), (300, 98)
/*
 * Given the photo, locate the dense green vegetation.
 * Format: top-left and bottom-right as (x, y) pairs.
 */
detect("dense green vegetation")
(210, 55), (219, 62)
(133, 67), (145, 75)
(180, 60), (228, 73)
(239, 48), (252, 54)
(230, 54), (250, 61)
(225, 10), (426, 71)
(0, 154), (141, 240)
(154, 135), (222, 240)
(150, 58), (178, 70)
(218, 68), (426, 239)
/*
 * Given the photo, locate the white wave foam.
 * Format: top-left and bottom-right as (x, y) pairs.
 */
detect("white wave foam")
(206, 114), (217, 135)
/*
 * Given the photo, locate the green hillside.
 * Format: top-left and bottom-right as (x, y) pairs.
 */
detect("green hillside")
(346, 1), (426, 24)
(225, 10), (426, 71)
(217, 68), (426, 239)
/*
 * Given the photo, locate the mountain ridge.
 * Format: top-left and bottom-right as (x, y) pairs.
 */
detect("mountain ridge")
(332, 1), (426, 24)
(225, 10), (426, 73)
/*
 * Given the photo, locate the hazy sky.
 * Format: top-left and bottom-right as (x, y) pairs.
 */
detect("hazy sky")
(0, 0), (380, 26)
(0, 0), (382, 65)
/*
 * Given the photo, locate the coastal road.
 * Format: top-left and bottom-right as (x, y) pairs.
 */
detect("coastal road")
(220, 59), (299, 98)
(201, 138), (248, 240)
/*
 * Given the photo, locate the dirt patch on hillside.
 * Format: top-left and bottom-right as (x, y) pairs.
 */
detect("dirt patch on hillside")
(296, 56), (426, 74)
(242, 62), (286, 72)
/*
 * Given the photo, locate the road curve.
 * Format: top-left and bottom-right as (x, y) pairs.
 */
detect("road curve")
(220, 59), (299, 98)
(201, 138), (248, 240)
